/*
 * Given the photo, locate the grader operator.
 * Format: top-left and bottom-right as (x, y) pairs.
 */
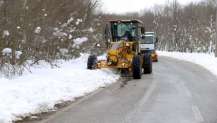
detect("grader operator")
(87, 20), (152, 79)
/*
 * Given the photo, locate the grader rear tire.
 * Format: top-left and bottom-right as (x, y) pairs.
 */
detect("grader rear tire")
(132, 55), (142, 79)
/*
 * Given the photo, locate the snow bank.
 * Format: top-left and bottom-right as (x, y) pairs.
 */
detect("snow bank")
(2, 48), (12, 55)
(3, 30), (10, 38)
(34, 27), (42, 34)
(73, 37), (88, 45)
(0, 54), (119, 123)
(75, 19), (82, 25)
(2, 48), (22, 59)
(158, 51), (217, 77)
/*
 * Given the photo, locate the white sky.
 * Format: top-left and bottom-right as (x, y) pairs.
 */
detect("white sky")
(101, 0), (202, 14)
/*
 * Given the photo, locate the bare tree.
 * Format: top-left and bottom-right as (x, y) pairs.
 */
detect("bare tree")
(0, 0), (101, 76)
(216, 9), (217, 57)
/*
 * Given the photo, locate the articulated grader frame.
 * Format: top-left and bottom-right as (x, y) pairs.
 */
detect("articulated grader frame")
(87, 20), (152, 79)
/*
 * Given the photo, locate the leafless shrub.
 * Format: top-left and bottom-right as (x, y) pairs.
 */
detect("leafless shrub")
(0, 0), (102, 76)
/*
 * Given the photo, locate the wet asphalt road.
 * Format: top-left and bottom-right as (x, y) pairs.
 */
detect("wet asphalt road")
(25, 57), (217, 123)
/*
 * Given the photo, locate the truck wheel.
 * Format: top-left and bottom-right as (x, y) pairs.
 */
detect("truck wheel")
(132, 55), (142, 79)
(143, 53), (152, 74)
(87, 55), (97, 70)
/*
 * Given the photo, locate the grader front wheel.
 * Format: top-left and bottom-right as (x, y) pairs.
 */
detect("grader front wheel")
(132, 55), (142, 79)
(87, 55), (97, 70)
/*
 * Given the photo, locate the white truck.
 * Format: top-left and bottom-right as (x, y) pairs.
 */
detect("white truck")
(140, 32), (157, 51)
(140, 32), (158, 62)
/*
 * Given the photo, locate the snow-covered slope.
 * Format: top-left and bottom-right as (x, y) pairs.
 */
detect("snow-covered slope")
(0, 54), (119, 123)
(158, 51), (217, 77)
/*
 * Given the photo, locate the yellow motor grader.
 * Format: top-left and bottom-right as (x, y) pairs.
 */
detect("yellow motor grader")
(87, 20), (152, 79)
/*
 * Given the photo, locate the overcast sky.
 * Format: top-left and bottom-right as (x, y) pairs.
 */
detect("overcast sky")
(101, 0), (202, 14)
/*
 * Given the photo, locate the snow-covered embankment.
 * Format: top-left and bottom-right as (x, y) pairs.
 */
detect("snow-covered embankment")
(158, 51), (217, 77)
(0, 54), (119, 123)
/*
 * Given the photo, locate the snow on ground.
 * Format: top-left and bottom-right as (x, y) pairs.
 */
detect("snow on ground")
(73, 37), (88, 45)
(2, 48), (23, 59)
(158, 51), (217, 77)
(0, 54), (119, 123)
(2, 48), (12, 55)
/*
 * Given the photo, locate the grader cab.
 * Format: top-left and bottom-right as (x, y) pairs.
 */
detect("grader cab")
(87, 20), (152, 79)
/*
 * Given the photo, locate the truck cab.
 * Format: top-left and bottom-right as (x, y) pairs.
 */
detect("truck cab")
(140, 32), (158, 62)
(140, 32), (156, 51)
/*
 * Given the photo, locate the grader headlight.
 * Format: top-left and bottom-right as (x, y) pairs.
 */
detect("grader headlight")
(108, 55), (118, 65)
(122, 63), (127, 67)
(125, 43), (130, 47)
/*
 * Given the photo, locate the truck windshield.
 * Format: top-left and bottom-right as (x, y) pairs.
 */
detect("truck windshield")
(141, 36), (154, 44)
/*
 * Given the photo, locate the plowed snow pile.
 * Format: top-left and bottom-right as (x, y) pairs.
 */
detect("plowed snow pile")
(158, 51), (217, 77)
(0, 54), (119, 123)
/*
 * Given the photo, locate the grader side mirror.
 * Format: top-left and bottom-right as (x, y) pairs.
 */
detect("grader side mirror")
(104, 24), (111, 48)
(141, 27), (145, 34)
(104, 24), (109, 41)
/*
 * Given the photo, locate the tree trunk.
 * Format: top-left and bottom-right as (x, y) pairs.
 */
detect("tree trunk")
(216, 10), (217, 57)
